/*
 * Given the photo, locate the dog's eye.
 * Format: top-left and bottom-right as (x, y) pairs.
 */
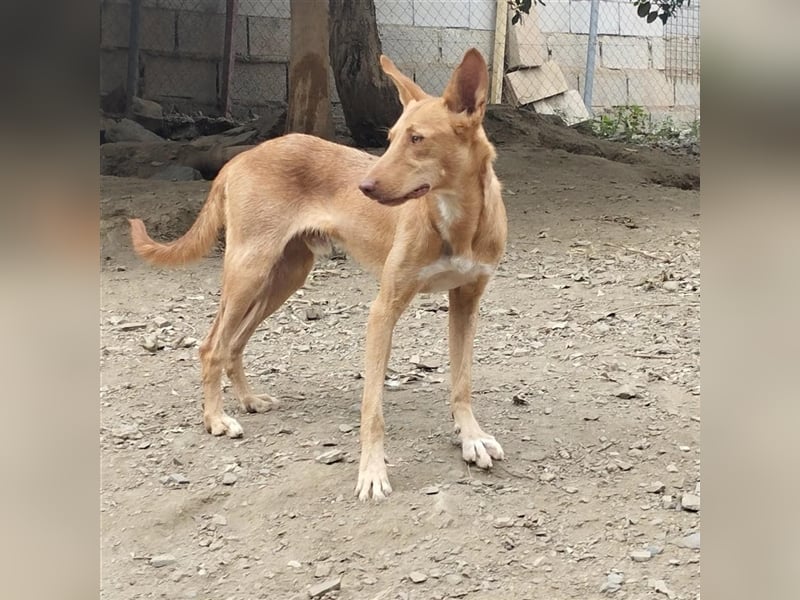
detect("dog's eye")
(410, 134), (424, 144)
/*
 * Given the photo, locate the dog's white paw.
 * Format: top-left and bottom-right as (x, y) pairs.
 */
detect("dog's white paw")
(241, 394), (280, 413)
(355, 460), (392, 502)
(205, 413), (244, 438)
(460, 432), (504, 469)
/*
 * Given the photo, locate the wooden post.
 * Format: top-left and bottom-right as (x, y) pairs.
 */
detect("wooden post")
(125, 0), (142, 115)
(219, 0), (238, 117)
(490, 0), (509, 104)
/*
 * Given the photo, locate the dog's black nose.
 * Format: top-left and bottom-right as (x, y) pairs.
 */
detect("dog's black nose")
(359, 179), (377, 197)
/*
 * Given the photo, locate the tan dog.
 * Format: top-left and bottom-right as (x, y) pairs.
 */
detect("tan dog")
(129, 48), (507, 501)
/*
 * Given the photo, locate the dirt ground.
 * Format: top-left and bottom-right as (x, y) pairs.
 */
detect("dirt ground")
(100, 117), (700, 600)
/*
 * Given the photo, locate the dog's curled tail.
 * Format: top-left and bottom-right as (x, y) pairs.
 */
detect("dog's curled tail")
(129, 175), (226, 267)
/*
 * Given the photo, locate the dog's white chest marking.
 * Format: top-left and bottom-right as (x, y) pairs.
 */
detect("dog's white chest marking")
(418, 255), (494, 293)
(437, 194), (460, 233)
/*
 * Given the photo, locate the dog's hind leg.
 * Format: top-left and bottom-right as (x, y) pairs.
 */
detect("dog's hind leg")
(224, 236), (316, 416)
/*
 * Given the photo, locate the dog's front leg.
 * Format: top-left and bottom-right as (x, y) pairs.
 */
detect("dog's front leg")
(449, 279), (505, 468)
(356, 285), (416, 501)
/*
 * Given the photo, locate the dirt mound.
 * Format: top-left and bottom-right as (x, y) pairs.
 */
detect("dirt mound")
(484, 105), (699, 190)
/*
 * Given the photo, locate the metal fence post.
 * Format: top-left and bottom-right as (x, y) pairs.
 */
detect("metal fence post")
(582, 0), (600, 115)
(125, 0), (142, 115)
(219, 0), (238, 117)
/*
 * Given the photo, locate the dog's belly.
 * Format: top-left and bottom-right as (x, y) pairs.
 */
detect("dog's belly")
(418, 256), (494, 293)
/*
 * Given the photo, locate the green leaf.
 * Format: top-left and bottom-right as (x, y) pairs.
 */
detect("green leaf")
(637, 2), (652, 18)
(647, 11), (659, 22)
(511, 12), (521, 25)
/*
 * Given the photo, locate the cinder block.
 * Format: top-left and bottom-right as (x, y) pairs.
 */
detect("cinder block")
(537, 1), (570, 34)
(618, 3), (664, 37)
(560, 65), (583, 91)
(626, 69), (673, 107)
(248, 16), (291, 59)
(412, 63), (456, 96)
(414, 0), (470, 28)
(507, 9), (547, 69)
(546, 32), (591, 69)
(144, 55), (218, 103)
(156, 1), (224, 13)
(178, 11), (224, 56)
(470, 0), (496, 31)
(534, 89), (591, 125)
(100, 49), (128, 94)
(570, 0), (619, 35)
(141, 8), (179, 52)
(441, 28), (493, 65)
(600, 36), (650, 70)
(233, 61), (287, 103)
(674, 79), (700, 107)
(504, 62), (569, 105)
(101, 3), (131, 48)
(650, 37), (666, 70)
(375, 0), (414, 26)
(378, 25), (441, 65)
(239, 0), (290, 19)
(587, 67), (627, 107)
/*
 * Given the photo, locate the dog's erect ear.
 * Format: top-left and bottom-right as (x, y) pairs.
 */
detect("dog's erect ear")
(380, 55), (429, 107)
(443, 48), (489, 120)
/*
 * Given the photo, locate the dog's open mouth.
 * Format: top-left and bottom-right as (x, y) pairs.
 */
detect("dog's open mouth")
(377, 184), (431, 205)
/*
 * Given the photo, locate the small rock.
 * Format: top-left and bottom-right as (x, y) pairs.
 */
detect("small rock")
(647, 544), (664, 556)
(221, 472), (238, 486)
(614, 385), (640, 399)
(105, 118), (164, 143)
(316, 449), (344, 464)
(517, 273), (536, 280)
(111, 424), (141, 439)
(420, 485), (440, 495)
(649, 578), (675, 599)
(680, 493), (700, 512)
(153, 316), (172, 328)
(338, 424), (353, 433)
(600, 571), (624, 593)
(303, 307), (323, 321)
(677, 531), (700, 550)
(308, 577), (341, 598)
(540, 472), (556, 483)
(314, 563), (332, 578)
(116, 322), (148, 331)
(150, 554), (176, 567)
(493, 517), (514, 528)
(563, 486), (578, 494)
(582, 412), (600, 421)
(616, 460), (633, 471)
(445, 573), (463, 585)
(167, 473), (189, 485)
(646, 481), (666, 494)
(211, 514), (227, 526)
(666, 463), (679, 473)
(142, 334), (161, 353)
(409, 571), (428, 583)
(663, 280), (680, 292)
(630, 549), (652, 562)
(661, 494), (677, 509)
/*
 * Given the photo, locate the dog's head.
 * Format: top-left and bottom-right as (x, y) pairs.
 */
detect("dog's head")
(358, 48), (492, 206)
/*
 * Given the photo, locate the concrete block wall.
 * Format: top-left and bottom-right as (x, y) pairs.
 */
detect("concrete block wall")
(99, 0), (698, 119)
(528, 0), (699, 117)
(100, 0), (498, 110)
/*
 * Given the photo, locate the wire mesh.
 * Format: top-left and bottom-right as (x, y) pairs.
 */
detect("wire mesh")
(100, 0), (700, 125)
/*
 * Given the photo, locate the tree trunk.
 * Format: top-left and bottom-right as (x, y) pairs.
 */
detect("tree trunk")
(286, 0), (333, 139)
(329, 0), (402, 147)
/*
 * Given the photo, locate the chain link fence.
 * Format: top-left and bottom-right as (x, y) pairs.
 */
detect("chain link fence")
(100, 0), (699, 126)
